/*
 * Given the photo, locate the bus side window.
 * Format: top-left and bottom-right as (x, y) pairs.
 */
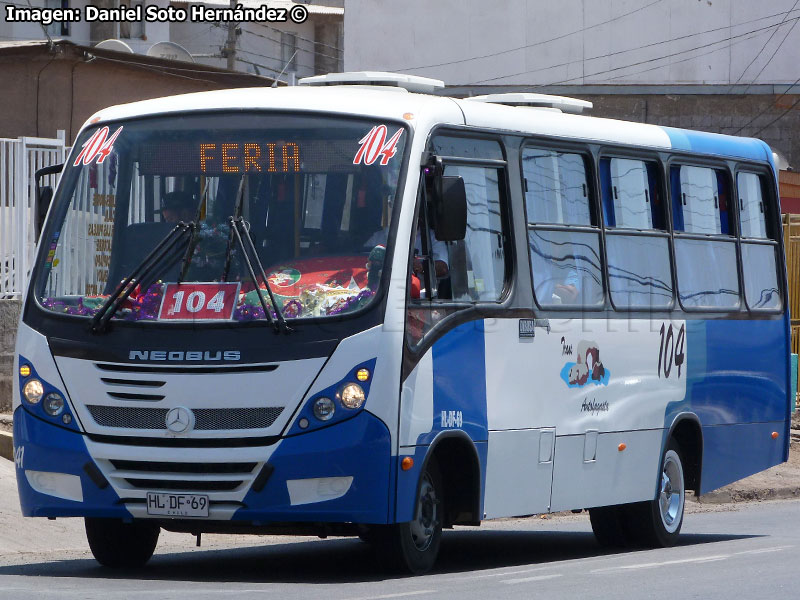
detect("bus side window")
(738, 171), (780, 310)
(601, 157), (672, 310)
(523, 147), (603, 308)
(406, 158), (509, 347)
(671, 165), (739, 310)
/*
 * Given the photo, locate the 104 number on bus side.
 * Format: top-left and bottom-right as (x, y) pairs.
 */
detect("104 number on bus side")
(657, 322), (686, 379)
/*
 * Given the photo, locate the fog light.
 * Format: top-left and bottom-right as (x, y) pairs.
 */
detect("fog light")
(338, 383), (365, 409)
(356, 368), (370, 382)
(43, 393), (65, 417)
(313, 397), (335, 421)
(23, 379), (44, 404)
(19, 365), (31, 377)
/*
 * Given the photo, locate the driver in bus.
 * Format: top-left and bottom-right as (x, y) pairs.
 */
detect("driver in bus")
(160, 190), (196, 224)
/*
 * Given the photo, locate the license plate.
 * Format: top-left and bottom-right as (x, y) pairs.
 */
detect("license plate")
(146, 492), (209, 517)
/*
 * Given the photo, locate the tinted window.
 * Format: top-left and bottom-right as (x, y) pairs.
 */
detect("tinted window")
(443, 165), (506, 301)
(742, 243), (780, 310)
(529, 230), (603, 307)
(738, 172), (768, 239)
(671, 165), (731, 235)
(600, 158), (664, 229)
(607, 235), (672, 309)
(522, 149), (591, 225)
(674, 238), (739, 309)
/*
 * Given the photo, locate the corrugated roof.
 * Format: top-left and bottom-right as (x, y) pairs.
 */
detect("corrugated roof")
(171, 1), (343, 16)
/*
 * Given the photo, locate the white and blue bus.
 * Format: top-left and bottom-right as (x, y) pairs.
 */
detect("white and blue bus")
(13, 72), (790, 573)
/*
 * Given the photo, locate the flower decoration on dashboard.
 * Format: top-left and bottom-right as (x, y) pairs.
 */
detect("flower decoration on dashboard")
(282, 299), (303, 318)
(124, 282), (164, 321)
(326, 288), (374, 315)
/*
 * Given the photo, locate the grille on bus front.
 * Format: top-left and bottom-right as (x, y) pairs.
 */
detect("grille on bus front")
(106, 459), (259, 493)
(86, 405), (284, 430)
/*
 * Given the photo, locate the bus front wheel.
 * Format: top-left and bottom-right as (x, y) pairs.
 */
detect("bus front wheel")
(377, 459), (443, 574)
(85, 518), (160, 568)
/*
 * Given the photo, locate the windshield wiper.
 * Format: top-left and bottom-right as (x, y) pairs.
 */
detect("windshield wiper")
(90, 223), (193, 333)
(219, 174), (289, 333)
(229, 216), (290, 334)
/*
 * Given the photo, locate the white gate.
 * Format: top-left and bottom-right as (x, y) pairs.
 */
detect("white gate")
(0, 132), (66, 299)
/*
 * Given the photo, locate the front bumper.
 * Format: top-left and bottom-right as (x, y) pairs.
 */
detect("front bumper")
(14, 407), (393, 524)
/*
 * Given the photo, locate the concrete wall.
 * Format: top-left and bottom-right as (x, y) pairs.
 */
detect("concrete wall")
(0, 300), (21, 413)
(344, 0), (800, 87)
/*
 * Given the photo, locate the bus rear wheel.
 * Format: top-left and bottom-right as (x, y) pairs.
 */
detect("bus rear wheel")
(377, 459), (443, 574)
(85, 518), (160, 568)
(588, 505), (632, 547)
(629, 440), (686, 547)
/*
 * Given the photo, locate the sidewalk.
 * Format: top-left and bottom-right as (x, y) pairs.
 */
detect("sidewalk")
(1, 412), (800, 504)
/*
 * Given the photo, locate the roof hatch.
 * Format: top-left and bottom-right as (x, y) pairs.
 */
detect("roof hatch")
(465, 93), (592, 114)
(298, 71), (445, 94)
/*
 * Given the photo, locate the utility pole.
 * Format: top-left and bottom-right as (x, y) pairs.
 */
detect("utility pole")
(223, 0), (237, 71)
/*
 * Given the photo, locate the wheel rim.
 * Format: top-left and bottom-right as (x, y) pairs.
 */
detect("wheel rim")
(659, 450), (684, 534)
(408, 472), (439, 551)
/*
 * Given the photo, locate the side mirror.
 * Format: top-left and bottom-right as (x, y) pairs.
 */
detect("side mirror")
(432, 175), (467, 242)
(34, 163), (63, 242)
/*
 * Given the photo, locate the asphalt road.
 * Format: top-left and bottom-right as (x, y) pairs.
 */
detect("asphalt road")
(0, 451), (798, 600)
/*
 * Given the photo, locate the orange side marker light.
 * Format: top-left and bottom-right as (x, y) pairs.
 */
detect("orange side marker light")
(772, 432), (779, 439)
(618, 443), (627, 452)
(401, 457), (414, 471)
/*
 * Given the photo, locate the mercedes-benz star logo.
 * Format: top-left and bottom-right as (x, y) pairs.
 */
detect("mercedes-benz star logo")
(165, 407), (194, 434)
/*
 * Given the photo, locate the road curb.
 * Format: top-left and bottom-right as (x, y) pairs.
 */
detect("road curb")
(0, 431), (12, 462)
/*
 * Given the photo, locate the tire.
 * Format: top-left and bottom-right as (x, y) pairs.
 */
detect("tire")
(628, 439), (686, 547)
(85, 518), (160, 568)
(376, 459), (444, 574)
(589, 505), (631, 547)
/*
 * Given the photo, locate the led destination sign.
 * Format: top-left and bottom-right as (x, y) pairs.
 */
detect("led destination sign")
(139, 141), (303, 175)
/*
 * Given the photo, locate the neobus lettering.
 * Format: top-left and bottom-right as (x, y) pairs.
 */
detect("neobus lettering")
(129, 350), (241, 361)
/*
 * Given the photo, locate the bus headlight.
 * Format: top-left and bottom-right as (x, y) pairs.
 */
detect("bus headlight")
(23, 379), (44, 404)
(313, 397), (335, 421)
(338, 383), (365, 410)
(43, 392), (65, 417)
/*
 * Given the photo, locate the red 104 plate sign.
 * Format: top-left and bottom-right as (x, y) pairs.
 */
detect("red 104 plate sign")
(158, 283), (241, 321)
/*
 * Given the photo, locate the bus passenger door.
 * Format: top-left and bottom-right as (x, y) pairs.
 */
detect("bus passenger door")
(484, 427), (555, 518)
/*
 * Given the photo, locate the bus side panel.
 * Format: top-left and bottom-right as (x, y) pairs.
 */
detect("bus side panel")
(686, 318), (788, 426)
(699, 422), (786, 494)
(684, 318), (789, 493)
(549, 429), (663, 512)
(396, 321), (489, 523)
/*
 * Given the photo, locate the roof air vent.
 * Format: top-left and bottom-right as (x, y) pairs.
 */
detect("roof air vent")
(298, 71), (445, 94)
(466, 93), (592, 114)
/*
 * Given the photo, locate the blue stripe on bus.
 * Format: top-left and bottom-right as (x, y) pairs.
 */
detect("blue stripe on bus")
(233, 410), (392, 524)
(661, 127), (771, 162)
(13, 407), (128, 519)
(700, 421), (786, 494)
(428, 319), (489, 444)
(685, 318), (789, 425)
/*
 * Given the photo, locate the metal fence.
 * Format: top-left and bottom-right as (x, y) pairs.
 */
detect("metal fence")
(0, 133), (66, 299)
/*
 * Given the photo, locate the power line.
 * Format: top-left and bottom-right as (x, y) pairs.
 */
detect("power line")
(466, 15), (800, 86)
(605, 29), (765, 82)
(243, 27), (341, 63)
(728, 0), (800, 92)
(752, 92), (800, 135)
(394, 0), (665, 73)
(542, 18), (800, 87)
(734, 73), (800, 135)
(737, 4), (800, 95)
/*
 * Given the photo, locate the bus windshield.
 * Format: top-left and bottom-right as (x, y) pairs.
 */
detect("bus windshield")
(36, 112), (407, 324)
